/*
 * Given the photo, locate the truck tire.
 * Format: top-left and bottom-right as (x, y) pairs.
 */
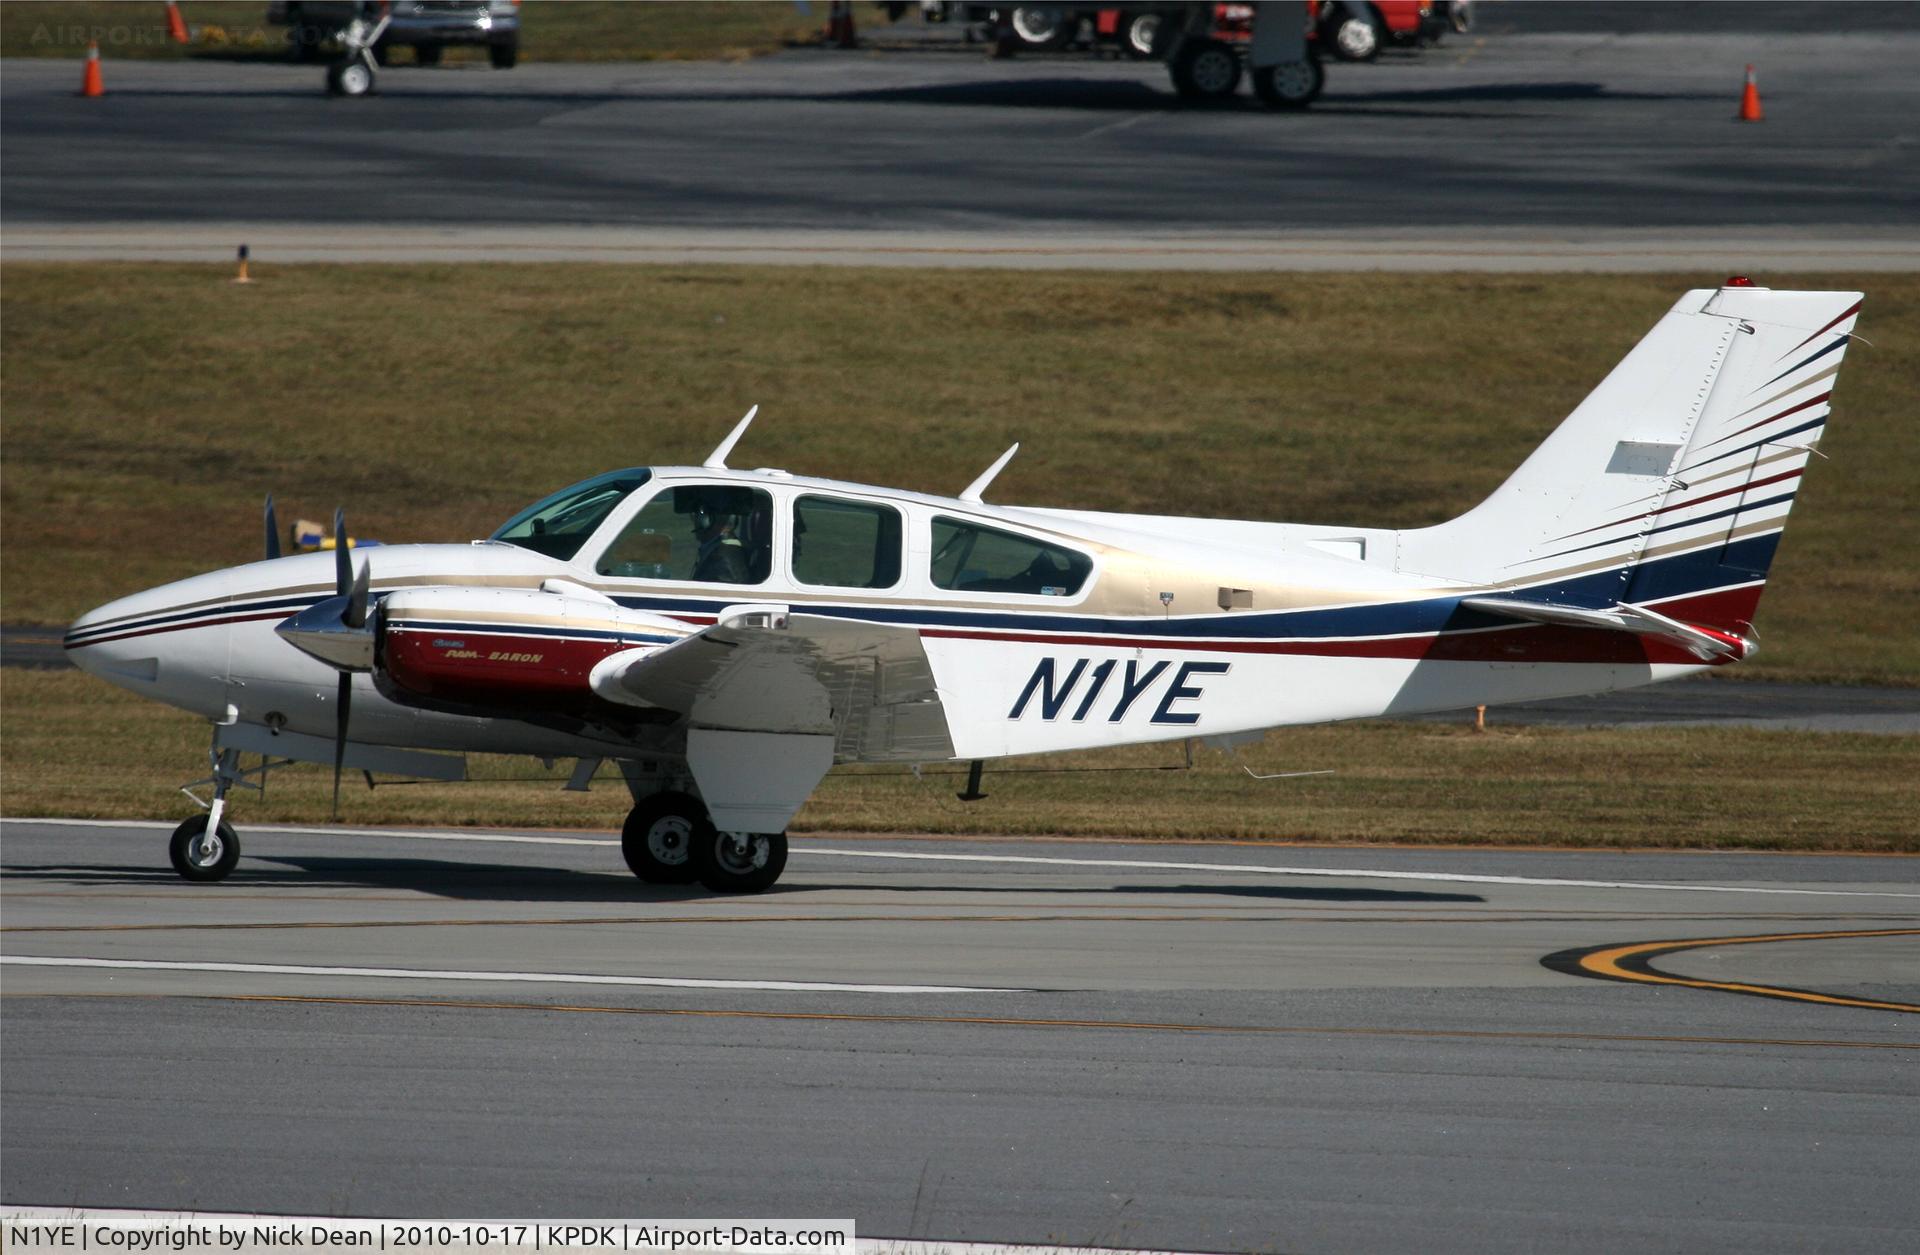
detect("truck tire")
(1170, 38), (1241, 101)
(489, 37), (518, 69)
(1011, 5), (1077, 50)
(1121, 11), (1165, 60)
(1323, 6), (1382, 62)
(1253, 58), (1323, 109)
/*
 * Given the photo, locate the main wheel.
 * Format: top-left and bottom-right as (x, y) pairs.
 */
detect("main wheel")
(621, 792), (704, 884)
(327, 59), (374, 96)
(169, 815), (240, 882)
(1253, 58), (1323, 109)
(1010, 5), (1076, 50)
(1120, 11), (1164, 59)
(693, 829), (788, 895)
(1170, 38), (1242, 101)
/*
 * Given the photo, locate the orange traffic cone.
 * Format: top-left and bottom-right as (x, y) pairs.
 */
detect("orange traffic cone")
(1736, 64), (1763, 122)
(79, 42), (104, 97)
(165, 2), (191, 44)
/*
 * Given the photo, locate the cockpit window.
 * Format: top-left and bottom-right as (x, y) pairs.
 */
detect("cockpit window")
(490, 468), (651, 560)
(930, 516), (1092, 597)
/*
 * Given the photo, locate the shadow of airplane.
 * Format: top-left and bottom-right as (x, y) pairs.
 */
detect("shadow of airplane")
(1, 857), (1482, 905)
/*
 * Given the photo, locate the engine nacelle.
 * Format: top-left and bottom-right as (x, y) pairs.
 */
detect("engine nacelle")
(377, 585), (692, 714)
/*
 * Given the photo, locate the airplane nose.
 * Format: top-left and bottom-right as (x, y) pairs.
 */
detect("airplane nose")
(65, 595), (163, 687)
(64, 570), (237, 718)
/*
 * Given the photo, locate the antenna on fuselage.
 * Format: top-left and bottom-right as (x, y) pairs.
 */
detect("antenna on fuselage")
(703, 405), (759, 470)
(959, 442), (1019, 504)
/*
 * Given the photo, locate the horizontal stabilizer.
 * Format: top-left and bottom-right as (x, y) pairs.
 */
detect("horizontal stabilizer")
(1460, 596), (1751, 662)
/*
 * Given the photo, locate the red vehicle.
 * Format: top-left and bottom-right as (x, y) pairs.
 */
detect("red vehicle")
(1309, 1), (1469, 62)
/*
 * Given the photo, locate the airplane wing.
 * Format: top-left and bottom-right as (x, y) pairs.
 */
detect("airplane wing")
(588, 609), (956, 762)
(1459, 596), (1751, 662)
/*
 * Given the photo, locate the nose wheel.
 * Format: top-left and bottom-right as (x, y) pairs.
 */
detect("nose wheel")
(169, 815), (241, 882)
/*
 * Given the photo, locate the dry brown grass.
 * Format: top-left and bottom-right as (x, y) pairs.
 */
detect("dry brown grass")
(5, 671), (1914, 851)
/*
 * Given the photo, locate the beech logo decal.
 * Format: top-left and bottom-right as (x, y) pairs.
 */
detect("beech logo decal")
(1008, 658), (1230, 726)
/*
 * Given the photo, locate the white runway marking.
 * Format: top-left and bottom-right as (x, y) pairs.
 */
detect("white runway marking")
(801, 847), (1920, 900)
(0, 955), (1026, 996)
(9, 817), (1916, 900)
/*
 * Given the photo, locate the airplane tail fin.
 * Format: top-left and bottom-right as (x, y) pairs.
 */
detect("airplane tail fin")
(1402, 282), (1862, 641)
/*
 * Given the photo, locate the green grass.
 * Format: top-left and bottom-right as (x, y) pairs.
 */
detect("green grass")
(5, 671), (1915, 851)
(0, 2), (851, 61)
(3, 265), (1915, 685)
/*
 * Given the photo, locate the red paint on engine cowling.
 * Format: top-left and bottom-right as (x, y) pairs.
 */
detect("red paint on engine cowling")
(381, 628), (633, 714)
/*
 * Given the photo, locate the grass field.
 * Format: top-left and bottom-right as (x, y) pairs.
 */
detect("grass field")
(4, 264), (1913, 852)
(0, 2), (842, 62)
(4, 265), (1914, 684)
(6, 670), (1916, 851)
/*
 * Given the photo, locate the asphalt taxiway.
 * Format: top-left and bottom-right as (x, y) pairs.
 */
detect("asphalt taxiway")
(4, 19), (1919, 269)
(3, 819), (1915, 1250)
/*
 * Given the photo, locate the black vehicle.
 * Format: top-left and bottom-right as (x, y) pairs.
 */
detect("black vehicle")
(270, 1), (521, 68)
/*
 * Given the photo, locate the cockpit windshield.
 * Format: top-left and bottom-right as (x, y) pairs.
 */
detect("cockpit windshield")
(489, 468), (651, 560)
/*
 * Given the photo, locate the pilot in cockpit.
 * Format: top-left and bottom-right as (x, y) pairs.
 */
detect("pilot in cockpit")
(691, 503), (751, 584)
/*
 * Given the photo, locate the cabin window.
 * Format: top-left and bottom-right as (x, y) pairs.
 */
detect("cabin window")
(791, 496), (903, 589)
(594, 485), (774, 585)
(929, 517), (1092, 597)
(490, 468), (651, 561)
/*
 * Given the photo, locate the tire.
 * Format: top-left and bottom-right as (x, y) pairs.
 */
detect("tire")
(621, 792), (704, 884)
(1120, 11), (1164, 60)
(1010, 5), (1076, 50)
(1324, 9), (1382, 62)
(415, 43), (443, 66)
(1169, 38), (1241, 101)
(1253, 58), (1323, 109)
(327, 59), (374, 96)
(489, 38), (518, 69)
(169, 815), (240, 882)
(693, 829), (788, 895)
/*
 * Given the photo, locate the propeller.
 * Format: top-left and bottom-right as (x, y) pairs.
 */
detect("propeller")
(264, 494), (282, 560)
(329, 507), (369, 819)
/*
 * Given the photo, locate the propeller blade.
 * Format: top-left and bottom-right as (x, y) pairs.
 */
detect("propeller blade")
(264, 494), (282, 561)
(345, 556), (370, 630)
(332, 671), (351, 820)
(333, 507), (351, 599)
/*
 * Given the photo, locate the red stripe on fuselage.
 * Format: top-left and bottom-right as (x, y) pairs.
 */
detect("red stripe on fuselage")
(63, 609), (298, 650)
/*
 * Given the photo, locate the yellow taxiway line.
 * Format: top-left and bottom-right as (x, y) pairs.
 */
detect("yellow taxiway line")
(1549, 928), (1920, 1013)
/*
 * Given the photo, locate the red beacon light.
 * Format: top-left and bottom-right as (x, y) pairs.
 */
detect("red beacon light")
(1725, 275), (1756, 287)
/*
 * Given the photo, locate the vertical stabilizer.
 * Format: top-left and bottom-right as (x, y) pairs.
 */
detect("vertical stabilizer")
(1401, 284), (1861, 636)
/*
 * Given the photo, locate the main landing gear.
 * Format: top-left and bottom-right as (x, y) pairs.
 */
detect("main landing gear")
(620, 790), (787, 895)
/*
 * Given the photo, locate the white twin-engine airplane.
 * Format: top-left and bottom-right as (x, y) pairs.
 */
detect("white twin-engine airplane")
(67, 282), (1860, 892)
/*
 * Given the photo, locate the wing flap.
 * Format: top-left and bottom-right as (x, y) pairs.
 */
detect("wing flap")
(590, 610), (955, 760)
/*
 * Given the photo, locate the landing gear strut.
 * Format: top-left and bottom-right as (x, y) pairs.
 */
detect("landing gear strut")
(171, 742), (251, 881)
